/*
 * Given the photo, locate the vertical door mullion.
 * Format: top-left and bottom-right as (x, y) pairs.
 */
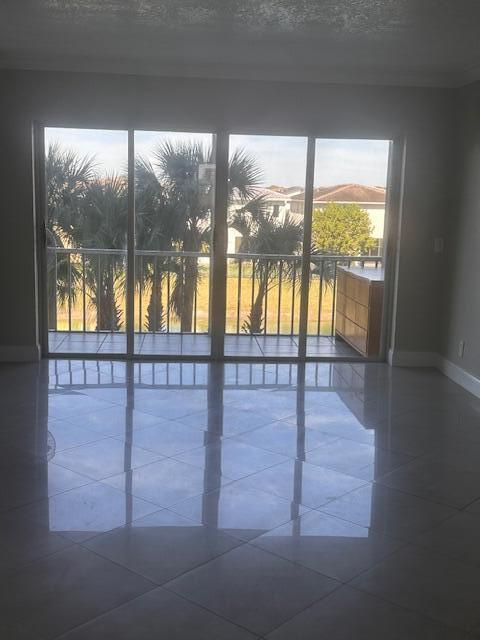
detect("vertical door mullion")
(379, 138), (403, 362)
(34, 122), (49, 357)
(297, 137), (316, 359)
(126, 129), (135, 358)
(210, 132), (229, 359)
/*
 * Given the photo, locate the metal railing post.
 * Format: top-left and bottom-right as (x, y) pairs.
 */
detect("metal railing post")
(277, 259), (283, 335)
(82, 253), (86, 331)
(67, 253), (72, 332)
(53, 248), (58, 330)
(236, 259), (242, 334)
(330, 261), (338, 336)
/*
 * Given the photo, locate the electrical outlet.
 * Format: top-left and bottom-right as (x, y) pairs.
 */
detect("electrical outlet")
(458, 340), (465, 359)
(434, 237), (444, 254)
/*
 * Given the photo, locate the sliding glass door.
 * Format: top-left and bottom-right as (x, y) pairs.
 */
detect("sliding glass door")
(43, 127), (392, 361)
(134, 131), (216, 357)
(225, 135), (307, 358)
(45, 127), (128, 355)
(306, 139), (391, 358)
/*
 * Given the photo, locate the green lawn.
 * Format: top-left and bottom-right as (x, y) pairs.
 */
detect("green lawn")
(55, 269), (336, 336)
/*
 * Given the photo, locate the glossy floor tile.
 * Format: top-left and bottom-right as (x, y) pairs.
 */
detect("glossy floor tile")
(0, 545), (154, 638)
(25, 482), (161, 542)
(84, 508), (242, 584)
(103, 457), (228, 507)
(378, 454), (480, 508)
(304, 436), (411, 478)
(1, 418), (104, 457)
(58, 587), (257, 639)
(286, 404), (378, 444)
(170, 482), (308, 541)
(2, 359), (480, 638)
(177, 404), (276, 436)
(251, 509), (404, 581)
(0, 505), (73, 573)
(0, 619), (45, 640)
(66, 405), (163, 436)
(267, 585), (468, 639)
(115, 419), (216, 456)
(0, 457), (91, 510)
(166, 543), (338, 636)
(352, 545), (480, 631)
(233, 459), (367, 509)
(414, 511), (480, 567)
(233, 419), (338, 458)
(173, 439), (288, 480)
(53, 439), (162, 481)
(320, 482), (456, 541)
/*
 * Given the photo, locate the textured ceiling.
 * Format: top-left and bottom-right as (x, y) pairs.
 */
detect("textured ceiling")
(1, 0), (480, 86)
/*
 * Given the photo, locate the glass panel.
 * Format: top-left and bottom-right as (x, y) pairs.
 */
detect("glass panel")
(45, 128), (128, 355)
(134, 131), (216, 356)
(226, 135), (307, 357)
(307, 139), (391, 358)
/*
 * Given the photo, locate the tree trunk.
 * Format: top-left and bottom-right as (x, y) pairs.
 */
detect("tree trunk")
(47, 266), (57, 330)
(147, 274), (165, 332)
(96, 264), (120, 331)
(180, 256), (197, 333)
(46, 242), (59, 331)
(248, 273), (266, 334)
(96, 289), (116, 331)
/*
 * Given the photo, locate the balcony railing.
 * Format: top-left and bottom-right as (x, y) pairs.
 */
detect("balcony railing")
(47, 247), (382, 337)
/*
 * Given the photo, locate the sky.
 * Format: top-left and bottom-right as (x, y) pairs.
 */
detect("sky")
(45, 128), (391, 188)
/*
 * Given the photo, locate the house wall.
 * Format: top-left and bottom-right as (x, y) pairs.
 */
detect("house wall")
(0, 69), (454, 360)
(364, 206), (385, 240)
(441, 81), (480, 378)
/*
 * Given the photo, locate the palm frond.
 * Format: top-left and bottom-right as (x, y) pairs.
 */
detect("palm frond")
(229, 148), (264, 203)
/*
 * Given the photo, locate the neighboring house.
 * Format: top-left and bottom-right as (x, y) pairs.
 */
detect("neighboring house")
(227, 186), (304, 253)
(227, 183), (386, 255)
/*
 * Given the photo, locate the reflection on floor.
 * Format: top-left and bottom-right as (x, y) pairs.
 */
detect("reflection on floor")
(1, 359), (480, 638)
(48, 331), (359, 358)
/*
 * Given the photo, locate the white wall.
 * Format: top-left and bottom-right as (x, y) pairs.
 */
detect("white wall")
(0, 69), (454, 359)
(441, 81), (480, 377)
(364, 206), (385, 240)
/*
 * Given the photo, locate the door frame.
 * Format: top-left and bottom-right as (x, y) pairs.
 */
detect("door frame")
(35, 122), (401, 363)
(33, 122), (49, 359)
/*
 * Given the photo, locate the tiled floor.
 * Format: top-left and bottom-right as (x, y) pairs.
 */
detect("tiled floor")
(48, 332), (359, 358)
(1, 359), (480, 638)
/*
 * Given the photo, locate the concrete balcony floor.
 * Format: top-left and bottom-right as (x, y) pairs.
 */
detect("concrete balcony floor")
(48, 332), (359, 358)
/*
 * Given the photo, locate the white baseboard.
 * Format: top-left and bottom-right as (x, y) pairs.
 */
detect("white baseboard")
(437, 356), (480, 399)
(388, 349), (439, 367)
(0, 344), (41, 362)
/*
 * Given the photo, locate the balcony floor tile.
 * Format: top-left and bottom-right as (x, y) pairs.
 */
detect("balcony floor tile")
(49, 331), (360, 359)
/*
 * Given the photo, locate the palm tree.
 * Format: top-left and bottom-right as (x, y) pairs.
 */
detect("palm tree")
(135, 141), (264, 334)
(45, 143), (97, 329)
(135, 156), (178, 332)
(72, 176), (128, 331)
(46, 143), (127, 331)
(46, 142), (98, 242)
(229, 199), (303, 334)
